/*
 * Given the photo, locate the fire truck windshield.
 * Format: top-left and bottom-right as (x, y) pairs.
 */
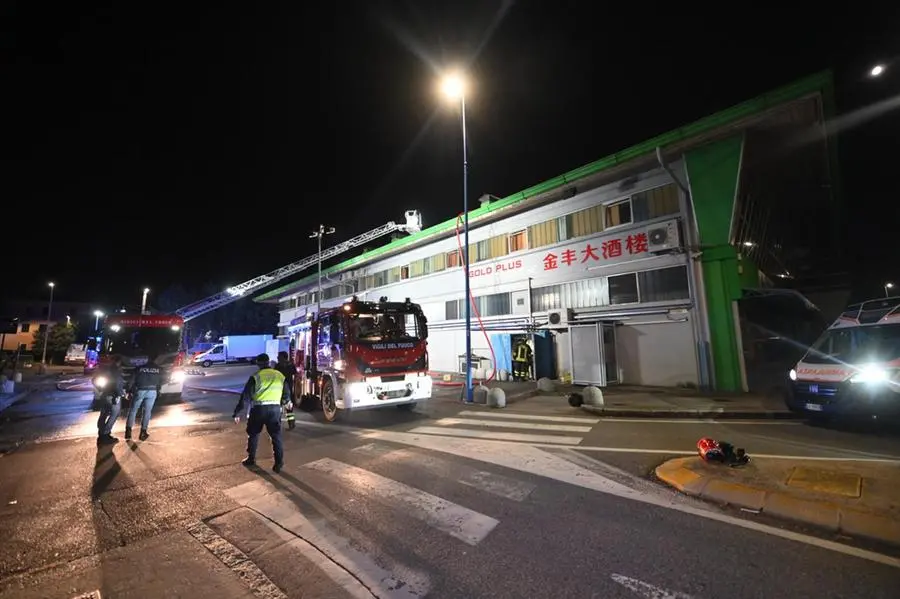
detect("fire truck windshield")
(105, 327), (181, 357)
(347, 309), (424, 343)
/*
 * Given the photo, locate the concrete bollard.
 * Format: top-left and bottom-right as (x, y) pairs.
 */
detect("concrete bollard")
(487, 387), (506, 408)
(582, 385), (604, 407)
(473, 384), (489, 404)
(536, 377), (555, 393)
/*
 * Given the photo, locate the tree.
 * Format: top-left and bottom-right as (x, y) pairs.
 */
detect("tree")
(31, 323), (77, 363)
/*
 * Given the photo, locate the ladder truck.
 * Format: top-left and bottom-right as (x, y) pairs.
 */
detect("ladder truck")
(174, 210), (423, 322)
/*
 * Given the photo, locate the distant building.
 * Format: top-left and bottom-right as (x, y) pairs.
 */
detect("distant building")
(255, 71), (843, 393)
(0, 299), (95, 352)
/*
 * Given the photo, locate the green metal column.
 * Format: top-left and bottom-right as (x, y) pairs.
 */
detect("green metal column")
(685, 134), (745, 392)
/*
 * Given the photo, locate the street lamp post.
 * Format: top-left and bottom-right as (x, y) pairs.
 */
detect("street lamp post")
(41, 282), (55, 366)
(885, 282), (894, 298)
(440, 71), (473, 404)
(94, 310), (104, 332)
(141, 288), (150, 314)
(310, 225), (335, 312)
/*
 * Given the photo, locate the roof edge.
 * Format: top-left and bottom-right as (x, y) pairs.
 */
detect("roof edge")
(256, 70), (834, 303)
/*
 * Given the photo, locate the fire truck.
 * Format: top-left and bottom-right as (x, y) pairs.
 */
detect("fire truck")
(293, 296), (432, 421)
(86, 313), (187, 405)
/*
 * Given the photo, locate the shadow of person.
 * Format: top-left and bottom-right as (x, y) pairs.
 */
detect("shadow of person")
(91, 443), (122, 500)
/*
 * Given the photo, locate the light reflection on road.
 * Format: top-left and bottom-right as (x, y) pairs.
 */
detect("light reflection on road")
(0, 365), (257, 444)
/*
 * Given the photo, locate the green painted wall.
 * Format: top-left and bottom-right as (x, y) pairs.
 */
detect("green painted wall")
(685, 135), (745, 392)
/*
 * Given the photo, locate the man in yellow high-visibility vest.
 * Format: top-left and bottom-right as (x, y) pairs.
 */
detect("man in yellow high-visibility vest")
(233, 353), (292, 472)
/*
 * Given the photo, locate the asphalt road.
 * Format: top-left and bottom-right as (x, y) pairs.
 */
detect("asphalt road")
(1, 373), (899, 597)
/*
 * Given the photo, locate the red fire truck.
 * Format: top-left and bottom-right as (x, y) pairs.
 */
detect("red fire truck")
(86, 313), (187, 405)
(294, 296), (432, 421)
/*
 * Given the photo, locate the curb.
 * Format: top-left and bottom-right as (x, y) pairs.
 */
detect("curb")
(581, 405), (798, 420)
(655, 457), (900, 548)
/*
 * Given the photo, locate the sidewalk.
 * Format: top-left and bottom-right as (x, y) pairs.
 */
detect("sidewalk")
(578, 391), (794, 419)
(656, 456), (900, 548)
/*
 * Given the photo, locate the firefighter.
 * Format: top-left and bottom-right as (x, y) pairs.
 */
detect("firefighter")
(275, 350), (296, 430)
(126, 353), (162, 441)
(94, 356), (126, 445)
(512, 337), (533, 381)
(233, 353), (291, 472)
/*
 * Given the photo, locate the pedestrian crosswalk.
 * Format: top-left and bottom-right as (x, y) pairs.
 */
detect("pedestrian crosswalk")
(218, 440), (552, 598)
(405, 409), (599, 445)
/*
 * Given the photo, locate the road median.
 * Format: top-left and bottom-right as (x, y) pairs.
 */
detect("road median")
(656, 456), (900, 548)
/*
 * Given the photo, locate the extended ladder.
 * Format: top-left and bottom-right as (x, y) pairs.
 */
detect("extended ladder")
(175, 210), (423, 321)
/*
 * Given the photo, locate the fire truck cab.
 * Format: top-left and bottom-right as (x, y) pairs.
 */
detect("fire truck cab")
(294, 296), (432, 422)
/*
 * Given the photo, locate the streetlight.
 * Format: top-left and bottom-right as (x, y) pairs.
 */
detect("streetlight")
(141, 288), (150, 314)
(440, 69), (473, 404)
(41, 282), (55, 366)
(94, 310), (104, 331)
(871, 64), (886, 77)
(66, 315), (71, 327)
(885, 282), (894, 298)
(310, 225), (335, 312)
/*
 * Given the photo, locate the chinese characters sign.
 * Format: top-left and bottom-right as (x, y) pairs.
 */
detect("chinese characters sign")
(543, 233), (649, 271)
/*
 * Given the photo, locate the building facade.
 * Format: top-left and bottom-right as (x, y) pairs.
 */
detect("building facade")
(256, 71), (840, 392)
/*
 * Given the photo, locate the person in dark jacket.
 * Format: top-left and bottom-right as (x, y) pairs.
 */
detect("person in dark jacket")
(274, 351), (297, 429)
(94, 356), (126, 444)
(233, 353), (291, 472)
(127, 354), (163, 441)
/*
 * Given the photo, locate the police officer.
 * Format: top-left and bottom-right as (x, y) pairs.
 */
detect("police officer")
(94, 356), (126, 445)
(274, 351), (297, 429)
(126, 353), (163, 441)
(233, 353), (291, 472)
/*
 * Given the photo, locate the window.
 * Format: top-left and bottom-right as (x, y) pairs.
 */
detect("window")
(20, 323), (30, 333)
(608, 273), (639, 305)
(531, 278), (609, 312)
(447, 250), (460, 268)
(38, 324), (48, 332)
(637, 267), (690, 302)
(468, 240), (490, 263)
(400, 265), (410, 280)
(566, 205), (603, 239)
(388, 267), (403, 283)
(631, 183), (680, 222)
(508, 230), (527, 253)
(444, 293), (511, 320)
(605, 199), (632, 227)
(432, 252), (447, 272)
(489, 235), (508, 258)
(528, 219), (559, 248)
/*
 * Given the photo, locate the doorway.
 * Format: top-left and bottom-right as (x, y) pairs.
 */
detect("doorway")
(568, 323), (619, 386)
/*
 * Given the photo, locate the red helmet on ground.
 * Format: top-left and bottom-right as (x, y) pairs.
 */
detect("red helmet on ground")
(697, 437), (723, 461)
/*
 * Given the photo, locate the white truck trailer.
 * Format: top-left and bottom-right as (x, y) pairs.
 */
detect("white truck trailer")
(192, 334), (272, 367)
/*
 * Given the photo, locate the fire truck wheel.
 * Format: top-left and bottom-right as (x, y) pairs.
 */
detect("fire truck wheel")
(321, 379), (338, 422)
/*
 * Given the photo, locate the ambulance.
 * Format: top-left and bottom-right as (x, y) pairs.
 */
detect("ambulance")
(787, 297), (900, 418)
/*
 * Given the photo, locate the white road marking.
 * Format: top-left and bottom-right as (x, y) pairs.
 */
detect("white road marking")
(407, 425), (583, 445)
(593, 418), (801, 425)
(358, 428), (900, 569)
(303, 457), (499, 545)
(225, 479), (430, 598)
(258, 515), (376, 598)
(457, 410), (600, 423)
(374, 444), (536, 501)
(611, 573), (697, 598)
(434, 417), (593, 432)
(186, 520), (288, 599)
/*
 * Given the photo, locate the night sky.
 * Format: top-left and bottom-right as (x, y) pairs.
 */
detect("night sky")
(5, 2), (899, 309)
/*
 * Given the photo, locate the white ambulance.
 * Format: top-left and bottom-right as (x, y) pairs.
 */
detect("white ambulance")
(787, 297), (900, 418)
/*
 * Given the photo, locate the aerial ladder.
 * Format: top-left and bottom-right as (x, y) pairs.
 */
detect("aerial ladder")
(175, 210), (423, 322)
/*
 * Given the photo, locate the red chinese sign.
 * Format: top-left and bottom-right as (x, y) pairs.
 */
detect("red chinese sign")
(543, 233), (649, 271)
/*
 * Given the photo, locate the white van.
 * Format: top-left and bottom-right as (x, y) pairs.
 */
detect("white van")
(65, 343), (86, 365)
(787, 297), (900, 418)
